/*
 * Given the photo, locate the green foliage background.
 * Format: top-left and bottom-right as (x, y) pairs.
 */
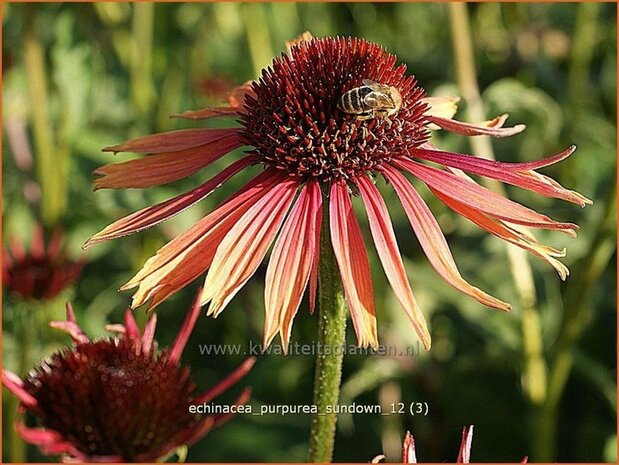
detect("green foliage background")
(2, 2), (616, 462)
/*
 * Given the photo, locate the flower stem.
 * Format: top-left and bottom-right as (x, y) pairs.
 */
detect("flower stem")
(307, 201), (347, 463)
(8, 307), (34, 462)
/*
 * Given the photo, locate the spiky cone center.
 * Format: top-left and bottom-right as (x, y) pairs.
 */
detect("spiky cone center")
(23, 338), (199, 461)
(240, 37), (430, 183)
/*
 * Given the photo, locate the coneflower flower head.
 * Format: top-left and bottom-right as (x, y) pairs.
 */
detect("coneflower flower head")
(3, 226), (83, 301)
(241, 37), (429, 182)
(2, 294), (254, 462)
(87, 33), (590, 351)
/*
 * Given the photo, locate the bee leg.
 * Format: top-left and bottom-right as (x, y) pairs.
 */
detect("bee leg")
(355, 112), (374, 121)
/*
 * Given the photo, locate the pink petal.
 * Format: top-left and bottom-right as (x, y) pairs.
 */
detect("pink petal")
(427, 114), (526, 137)
(395, 159), (579, 236)
(141, 313), (157, 354)
(169, 288), (203, 364)
(356, 175), (431, 350)
(411, 146), (591, 207)
(211, 386), (252, 428)
(194, 357), (256, 405)
(102, 128), (238, 154)
(402, 431), (417, 463)
(432, 189), (570, 280)
(49, 303), (90, 344)
(381, 165), (511, 311)
(15, 423), (122, 462)
(93, 133), (242, 190)
(124, 170), (286, 310)
(84, 156), (253, 247)
(201, 178), (299, 316)
(421, 96), (460, 127)
(330, 181), (378, 348)
(2, 369), (38, 410)
(457, 425), (474, 463)
(123, 309), (140, 344)
(264, 180), (322, 347)
(308, 207), (322, 315)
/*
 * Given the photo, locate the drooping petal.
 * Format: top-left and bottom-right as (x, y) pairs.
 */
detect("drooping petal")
(102, 128), (237, 154)
(330, 181), (378, 348)
(2, 370), (38, 410)
(84, 156), (253, 247)
(410, 146), (591, 207)
(356, 175), (431, 350)
(381, 165), (511, 311)
(421, 96), (460, 128)
(201, 178), (299, 316)
(402, 431), (417, 464)
(395, 159), (579, 236)
(94, 133), (243, 190)
(124, 170), (285, 310)
(264, 180), (322, 348)
(427, 113), (526, 137)
(432, 189), (570, 280)
(457, 426), (474, 463)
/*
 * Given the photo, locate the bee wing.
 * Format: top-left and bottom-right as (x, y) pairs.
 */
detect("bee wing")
(362, 79), (392, 92)
(365, 92), (395, 108)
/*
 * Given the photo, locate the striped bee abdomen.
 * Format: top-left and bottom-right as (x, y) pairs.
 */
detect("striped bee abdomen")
(339, 86), (373, 114)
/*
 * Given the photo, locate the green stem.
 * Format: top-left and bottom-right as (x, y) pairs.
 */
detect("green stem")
(25, 8), (62, 227)
(131, 3), (155, 117)
(8, 309), (33, 462)
(307, 199), (347, 463)
(534, 187), (616, 461)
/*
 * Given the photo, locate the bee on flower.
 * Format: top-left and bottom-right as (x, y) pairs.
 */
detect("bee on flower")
(86, 32), (590, 351)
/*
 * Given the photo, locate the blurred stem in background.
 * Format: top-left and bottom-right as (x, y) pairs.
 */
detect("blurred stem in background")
(5, 303), (41, 463)
(448, 1), (549, 457)
(533, 4), (611, 461)
(131, 3), (155, 117)
(567, 2), (601, 113)
(24, 7), (67, 227)
(242, 3), (274, 77)
(308, 201), (348, 463)
(538, 184), (616, 461)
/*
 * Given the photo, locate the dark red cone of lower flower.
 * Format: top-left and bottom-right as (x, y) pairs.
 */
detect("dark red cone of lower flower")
(86, 33), (590, 352)
(3, 226), (83, 300)
(2, 292), (255, 462)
